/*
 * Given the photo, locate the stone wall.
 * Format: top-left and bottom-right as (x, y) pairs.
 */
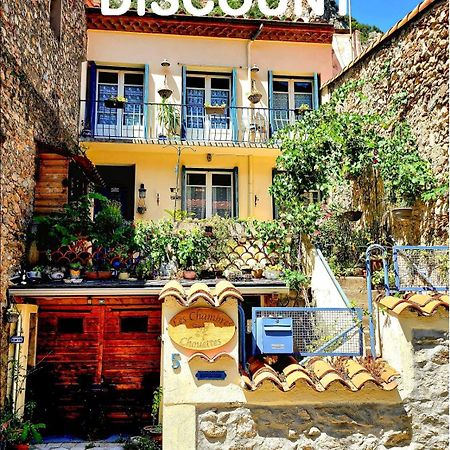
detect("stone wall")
(0, 0), (86, 402)
(322, 0), (449, 245)
(197, 404), (412, 449)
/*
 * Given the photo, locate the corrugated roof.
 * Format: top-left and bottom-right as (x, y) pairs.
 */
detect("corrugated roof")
(378, 293), (449, 316)
(323, 0), (441, 89)
(241, 355), (399, 392)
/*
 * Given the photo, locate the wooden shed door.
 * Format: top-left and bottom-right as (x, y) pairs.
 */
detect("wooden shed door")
(29, 299), (161, 437)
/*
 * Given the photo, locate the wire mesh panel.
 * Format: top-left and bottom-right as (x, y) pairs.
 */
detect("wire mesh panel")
(252, 307), (363, 357)
(393, 246), (449, 292)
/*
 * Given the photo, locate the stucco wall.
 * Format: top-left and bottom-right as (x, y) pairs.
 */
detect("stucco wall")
(322, 0), (449, 245)
(87, 144), (279, 220)
(0, 0), (86, 403)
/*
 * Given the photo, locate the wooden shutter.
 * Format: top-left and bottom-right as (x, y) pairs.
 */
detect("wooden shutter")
(231, 69), (238, 141)
(144, 64), (150, 138)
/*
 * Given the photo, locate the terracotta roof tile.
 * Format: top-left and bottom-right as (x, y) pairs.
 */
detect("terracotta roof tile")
(242, 356), (399, 393)
(188, 352), (233, 363)
(159, 281), (243, 306)
(378, 293), (449, 317)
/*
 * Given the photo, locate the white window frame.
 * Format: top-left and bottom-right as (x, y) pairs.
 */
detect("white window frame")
(273, 77), (314, 111)
(185, 169), (234, 219)
(95, 69), (145, 138)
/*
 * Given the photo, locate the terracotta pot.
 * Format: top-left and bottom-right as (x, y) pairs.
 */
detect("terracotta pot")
(13, 444), (30, 450)
(252, 269), (264, 279)
(183, 270), (196, 280)
(70, 269), (81, 279)
(85, 271), (112, 280)
(392, 207), (413, 220)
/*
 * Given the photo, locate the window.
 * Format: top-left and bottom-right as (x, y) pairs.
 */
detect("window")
(186, 74), (231, 136)
(57, 318), (83, 334)
(120, 317), (148, 333)
(185, 170), (234, 219)
(96, 69), (144, 137)
(49, 0), (62, 40)
(272, 78), (314, 131)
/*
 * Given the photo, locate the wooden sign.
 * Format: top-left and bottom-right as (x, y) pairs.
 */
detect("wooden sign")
(168, 308), (235, 351)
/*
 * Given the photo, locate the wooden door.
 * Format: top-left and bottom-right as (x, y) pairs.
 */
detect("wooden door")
(28, 297), (161, 437)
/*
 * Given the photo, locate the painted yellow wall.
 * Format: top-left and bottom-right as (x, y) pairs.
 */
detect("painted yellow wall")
(85, 31), (334, 108)
(87, 143), (278, 220)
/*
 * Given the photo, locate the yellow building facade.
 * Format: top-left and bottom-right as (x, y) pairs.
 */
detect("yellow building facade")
(81, 9), (340, 221)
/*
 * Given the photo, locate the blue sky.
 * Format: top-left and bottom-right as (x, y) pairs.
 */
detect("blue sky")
(350, 0), (422, 31)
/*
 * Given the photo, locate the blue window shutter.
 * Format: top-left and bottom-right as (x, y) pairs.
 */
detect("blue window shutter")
(144, 64), (150, 138)
(231, 69), (238, 141)
(87, 61), (97, 134)
(233, 167), (239, 218)
(268, 70), (274, 136)
(181, 165), (187, 211)
(181, 66), (187, 139)
(313, 72), (320, 110)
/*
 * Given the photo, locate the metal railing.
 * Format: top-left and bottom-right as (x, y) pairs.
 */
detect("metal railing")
(251, 307), (364, 360)
(79, 101), (303, 145)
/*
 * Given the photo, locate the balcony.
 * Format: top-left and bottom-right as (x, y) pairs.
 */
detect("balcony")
(79, 101), (304, 146)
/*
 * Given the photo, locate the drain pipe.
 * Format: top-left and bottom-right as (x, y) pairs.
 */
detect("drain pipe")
(238, 304), (247, 370)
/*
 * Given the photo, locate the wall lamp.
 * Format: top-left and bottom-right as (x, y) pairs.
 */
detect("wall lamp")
(137, 183), (147, 214)
(161, 59), (171, 68)
(251, 64), (260, 73)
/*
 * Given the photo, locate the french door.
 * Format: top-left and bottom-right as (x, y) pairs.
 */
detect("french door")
(96, 70), (145, 138)
(186, 74), (232, 141)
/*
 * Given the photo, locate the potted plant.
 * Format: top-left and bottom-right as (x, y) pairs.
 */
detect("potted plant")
(142, 386), (162, 443)
(69, 262), (83, 279)
(85, 260), (113, 280)
(157, 100), (180, 139)
(248, 80), (262, 105)
(295, 104), (311, 116)
(204, 103), (226, 115)
(176, 229), (209, 280)
(264, 264), (283, 280)
(251, 262), (264, 279)
(26, 266), (44, 280)
(3, 417), (45, 450)
(104, 95), (127, 109)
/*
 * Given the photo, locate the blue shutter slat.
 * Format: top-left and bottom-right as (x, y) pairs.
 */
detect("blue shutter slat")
(87, 62), (97, 135)
(268, 70), (274, 137)
(231, 68), (238, 142)
(181, 66), (187, 139)
(313, 72), (320, 110)
(181, 165), (187, 211)
(144, 64), (150, 138)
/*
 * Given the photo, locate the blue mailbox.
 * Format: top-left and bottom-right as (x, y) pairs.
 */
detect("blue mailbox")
(255, 317), (294, 354)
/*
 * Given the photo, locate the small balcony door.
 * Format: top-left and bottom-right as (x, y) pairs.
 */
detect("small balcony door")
(186, 74), (232, 141)
(272, 78), (313, 132)
(95, 70), (144, 139)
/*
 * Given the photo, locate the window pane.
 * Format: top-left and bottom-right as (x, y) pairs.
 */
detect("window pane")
(294, 81), (312, 93)
(212, 173), (232, 186)
(211, 77), (230, 89)
(186, 186), (206, 219)
(272, 92), (289, 131)
(124, 73), (144, 85)
(123, 85), (144, 126)
(186, 76), (205, 88)
(58, 318), (83, 334)
(187, 88), (205, 129)
(187, 173), (206, 185)
(120, 317), (148, 333)
(98, 72), (119, 84)
(212, 186), (232, 218)
(294, 93), (313, 110)
(273, 80), (289, 92)
(97, 84), (118, 126)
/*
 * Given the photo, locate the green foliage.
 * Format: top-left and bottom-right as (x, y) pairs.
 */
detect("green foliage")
(176, 227), (210, 270)
(151, 386), (162, 424)
(124, 436), (161, 450)
(157, 100), (180, 137)
(345, 16), (382, 43)
(282, 269), (308, 292)
(1, 403), (45, 445)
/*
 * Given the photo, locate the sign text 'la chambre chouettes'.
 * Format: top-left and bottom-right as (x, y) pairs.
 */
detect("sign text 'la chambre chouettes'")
(101, 0), (349, 19)
(168, 308), (236, 351)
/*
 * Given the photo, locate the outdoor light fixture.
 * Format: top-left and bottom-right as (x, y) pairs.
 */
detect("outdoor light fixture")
(137, 183), (147, 214)
(251, 64), (260, 73)
(161, 59), (171, 67)
(207, 153), (212, 162)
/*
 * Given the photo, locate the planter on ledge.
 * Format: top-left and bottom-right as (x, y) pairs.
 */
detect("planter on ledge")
(104, 99), (126, 109)
(85, 271), (112, 280)
(183, 270), (196, 280)
(205, 105), (226, 115)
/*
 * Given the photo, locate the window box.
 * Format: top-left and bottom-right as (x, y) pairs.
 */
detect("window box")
(104, 99), (126, 109)
(205, 105), (226, 115)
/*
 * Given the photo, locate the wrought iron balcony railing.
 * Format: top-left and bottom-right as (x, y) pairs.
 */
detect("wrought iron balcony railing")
(79, 101), (304, 145)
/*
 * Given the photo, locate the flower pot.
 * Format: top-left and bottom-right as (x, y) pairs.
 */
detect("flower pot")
(104, 99), (125, 109)
(248, 92), (262, 104)
(26, 271), (41, 280)
(392, 207), (413, 220)
(118, 272), (130, 280)
(341, 210), (363, 222)
(252, 269), (263, 279)
(158, 87), (173, 99)
(13, 444), (30, 450)
(85, 271), (112, 280)
(205, 105), (226, 115)
(142, 425), (163, 443)
(183, 270), (196, 280)
(70, 269), (81, 279)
